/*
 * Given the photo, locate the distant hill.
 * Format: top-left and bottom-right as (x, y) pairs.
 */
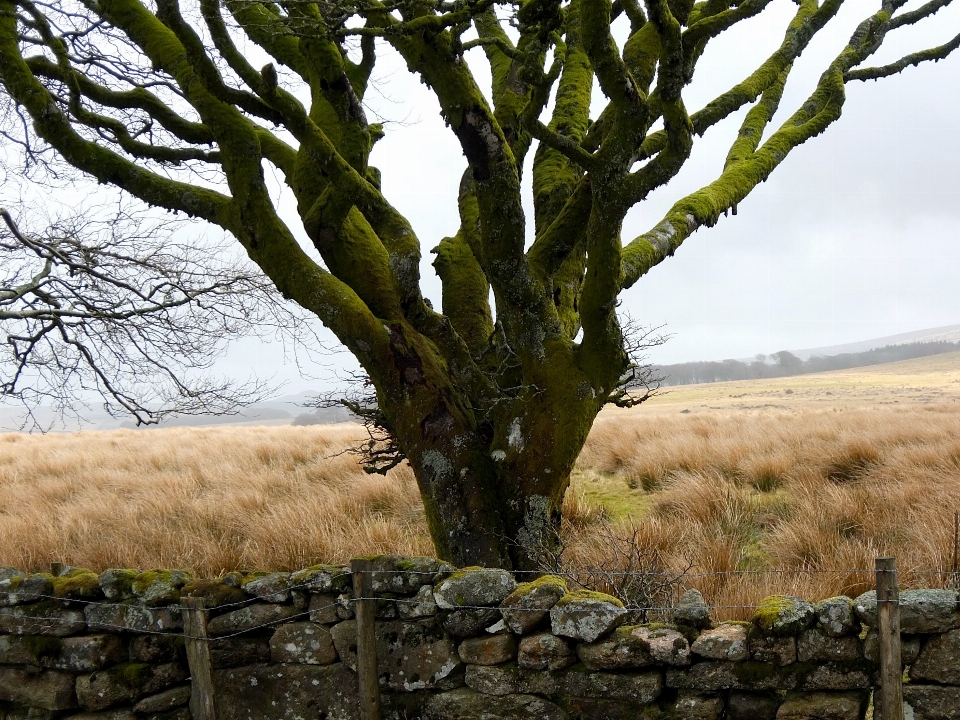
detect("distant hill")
(793, 324), (960, 360)
(657, 338), (960, 386)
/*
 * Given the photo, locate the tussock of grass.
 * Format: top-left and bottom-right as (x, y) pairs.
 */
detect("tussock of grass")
(576, 404), (960, 615)
(3, 403), (960, 618)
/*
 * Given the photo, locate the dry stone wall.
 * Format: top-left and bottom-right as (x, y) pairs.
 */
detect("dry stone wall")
(2, 559), (960, 719)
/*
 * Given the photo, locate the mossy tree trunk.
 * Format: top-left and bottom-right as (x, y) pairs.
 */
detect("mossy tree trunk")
(0, 0), (955, 568)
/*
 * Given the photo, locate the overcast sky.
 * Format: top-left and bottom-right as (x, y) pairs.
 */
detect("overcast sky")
(5, 0), (959, 394)
(361, 0), (960, 369)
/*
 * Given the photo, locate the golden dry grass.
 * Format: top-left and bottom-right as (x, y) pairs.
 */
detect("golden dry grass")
(0, 425), (432, 575)
(575, 403), (960, 616)
(3, 352), (960, 616)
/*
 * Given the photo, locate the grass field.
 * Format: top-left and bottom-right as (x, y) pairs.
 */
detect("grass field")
(3, 351), (960, 617)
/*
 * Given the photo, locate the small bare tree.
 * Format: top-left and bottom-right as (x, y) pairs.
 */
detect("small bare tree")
(0, 203), (312, 427)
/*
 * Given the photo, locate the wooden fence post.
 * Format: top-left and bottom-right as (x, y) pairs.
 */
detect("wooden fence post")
(181, 597), (217, 720)
(876, 557), (903, 720)
(351, 558), (381, 720)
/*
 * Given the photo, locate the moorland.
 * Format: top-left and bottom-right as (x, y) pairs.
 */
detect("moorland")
(3, 351), (960, 618)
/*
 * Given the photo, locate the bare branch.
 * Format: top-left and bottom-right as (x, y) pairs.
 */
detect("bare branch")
(0, 202), (315, 426)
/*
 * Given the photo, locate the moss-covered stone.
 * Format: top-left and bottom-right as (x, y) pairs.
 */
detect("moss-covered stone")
(51, 568), (102, 600)
(76, 661), (187, 711)
(19, 634), (63, 660)
(180, 578), (247, 609)
(753, 596), (815, 637)
(289, 564), (352, 594)
(98, 568), (139, 601)
(132, 570), (193, 606)
(501, 575), (567, 634)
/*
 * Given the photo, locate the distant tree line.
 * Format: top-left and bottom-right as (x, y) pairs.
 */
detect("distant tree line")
(657, 341), (960, 386)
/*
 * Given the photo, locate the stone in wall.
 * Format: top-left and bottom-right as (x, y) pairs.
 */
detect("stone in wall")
(911, 628), (960, 684)
(800, 663), (872, 691)
(0, 634), (126, 672)
(399, 585), (438, 619)
(98, 570), (138, 601)
(441, 609), (501, 637)
(550, 591), (626, 643)
(814, 597), (858, 638)
(423, 687), (569, 720)
(434, 569), (516, 610)
(213, 662), (359, 720)
(0, 666), (77, 710)
(670, 659), (872, 694)
(862, 630), (921, 665)
(0, 573), (52, 607)
(458, 634), (516, 666)
(667, 660), (793, 692)
(364, 556), (452, 594)
(331, 618), (462, 691)
(726, 691), (780, 720)
(797, 628), (862, 664)
(209, 637), (272, 668)
(85, 603), (181, 634)
(854, 589), (960, 634)
(336, 593), (355, 620)
(243, 573), (292, 603)
(288, 565), (352, 594)
(464, 664), (557, 697)
(180, 577), (248, 608)
(577, 625), (690, 670)
(563, 666), (663, 702)
(76, 662), (186, 711)
(750, 636), (797, 666)
(131, 571), (192, 607)
(691, 623), (750, 662)
(500, 576), (567, 635)
(671, 691), (725, 720)
(61, 711), (139, 720)
(269, 622), (337, 665)
(0, 565), (26, 607)
(673, 589), (713, 630)
(884, 685), (960, 720)
(776, 691), (867, 720)
(308, 593), (341, 624)
(517, 632), (575, 671)
(131, 685), (191, 714)
(753, 596), (815, 637)
(569, 692), (725, 720)
(128, 635), (185, 664)
(0, 602), (86, 636)
(205, 603), (299, 636)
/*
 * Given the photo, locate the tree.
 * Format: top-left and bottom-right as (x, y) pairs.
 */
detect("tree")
(0, 0), (956, 569)
(0, 204), (306, 426)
